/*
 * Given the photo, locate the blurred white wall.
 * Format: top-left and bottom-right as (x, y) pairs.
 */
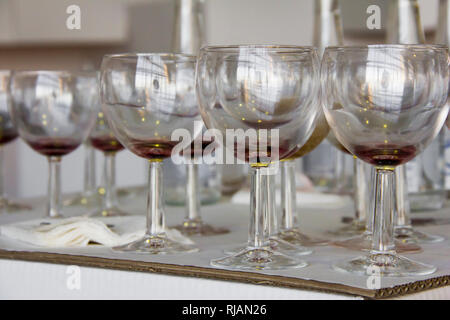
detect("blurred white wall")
(1, 0), (440, 198)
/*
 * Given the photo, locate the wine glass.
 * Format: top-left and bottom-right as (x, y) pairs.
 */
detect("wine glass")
(63, 142), (101, 208)
(321, 44), (449, 276)
(276, 109), (329, 246)
(327, 132), (369, 237)
(100, 53), (200, 254)
(0, 70), (31, 212)
(172, 122), (229, 236)
(196, 45), (320, 270)
(9, 71), (98, 218)
(89, 109), (128, 217)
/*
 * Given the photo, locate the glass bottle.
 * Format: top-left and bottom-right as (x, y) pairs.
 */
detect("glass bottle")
(387, 0), (446, 212)
(386, 0), (445, 243)
(305, 0), (370, 237)
(304, 0), (351, 194)
(434, 0), (450, 202)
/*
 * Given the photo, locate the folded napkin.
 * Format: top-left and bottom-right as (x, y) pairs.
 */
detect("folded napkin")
(231, 189), (351, 209)
(0, 216), (194, 248)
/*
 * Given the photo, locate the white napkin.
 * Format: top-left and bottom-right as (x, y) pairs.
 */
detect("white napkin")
(231, 189), (351, 209)
(0, 216), (194, 248)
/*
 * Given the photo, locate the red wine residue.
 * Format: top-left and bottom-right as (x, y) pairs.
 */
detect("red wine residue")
(128, 139), (178, 160)
(90, 135), (124, 153)
(29, 138), (80, 157)
(353, 144), (417, 167)
(0, 129), (18, 145)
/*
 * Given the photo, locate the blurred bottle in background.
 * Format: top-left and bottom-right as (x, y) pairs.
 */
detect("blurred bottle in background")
(303, 0), (354, 194)
(435, 0), (450, 201)
(386, 0), (446, 211)
(164, 0), (227, 205)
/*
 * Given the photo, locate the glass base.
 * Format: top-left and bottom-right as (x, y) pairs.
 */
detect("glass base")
(0, 198), (32, 212)
(63, 193), (102, 207)
(278, 229), (328, 246)
(395, 227), (444, 244)
(113, 234), (198, 254)
(46, 213), (64, 219)
(328, 221), (366, 238)
(173, 218), (229, 236)
(333, 253), (436, 277)
(211, 246), (307, 271)
(341, 216), (358, 224)
(90, 207), (129, 217)
(332, 233), (422, 254)
(225, 237), (312, 257)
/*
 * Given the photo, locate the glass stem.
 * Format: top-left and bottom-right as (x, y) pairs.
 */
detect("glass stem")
(146, 160), (165, 236)
(185, 163), (201, 221)
(83, 142), (96, 197)
(267, 174), (278, 237)
(281, 160), (297, 230)
(248, 166), (270, 248)
(371, 168), (396, 254)
(103, 152), (118, 211)
(47, 156), (62, 218)
(354, 159), (368, 224)
(395, 165), (412, 228)
(366, 167), (376, 233)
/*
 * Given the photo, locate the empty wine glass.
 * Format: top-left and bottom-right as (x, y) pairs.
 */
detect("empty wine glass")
(0, 70), (31, 212)
(322, 44), (449, 276)
(63, 142), (101, 208)
(90, 109), (128, 217)
(277, 109), (329, 246)
(101, 53), (200, 254)
(196, 45), (320, 270)
(326, 133), (369, 238)
(172, 122), (229, 236)
(9, 71), (98, 218)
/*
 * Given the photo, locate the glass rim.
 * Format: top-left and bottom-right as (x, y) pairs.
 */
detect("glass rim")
(102, 52), (197, 61)
(200, 44), (318, 53)
(324, 44), (449, 52)
(11, 70), (97, 77)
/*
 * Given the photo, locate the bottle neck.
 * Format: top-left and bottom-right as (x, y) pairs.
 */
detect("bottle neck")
(172, 0), (205, 55)
(435, 0), (450, 44)
(313, 0), (344, 56)
(386, 0), (425, 44)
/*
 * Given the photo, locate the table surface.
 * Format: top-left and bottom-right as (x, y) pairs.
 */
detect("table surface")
(1, 191), (450, 300)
